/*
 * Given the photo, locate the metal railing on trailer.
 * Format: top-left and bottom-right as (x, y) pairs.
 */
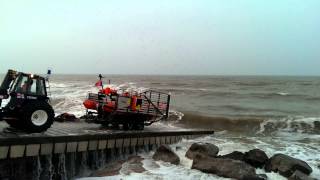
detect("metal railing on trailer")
(86, 90), (171, 120)
(115, 90), (170, 119)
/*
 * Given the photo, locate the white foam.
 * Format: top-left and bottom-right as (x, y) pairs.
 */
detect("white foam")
(106, 82), (149, 94)
(277, 92), (290, 96)
(50, 82), (99, 117)
(258, 116), (320, 135)
(50, 81), (153, 117)
(256, 169), (286, 180)
(169, 110), (185, 121)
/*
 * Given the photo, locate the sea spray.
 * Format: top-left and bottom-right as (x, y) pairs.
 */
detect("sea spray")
(52, 154), (67, 180)
(65, 153), (77, 179)
(39, 155), (53, 180)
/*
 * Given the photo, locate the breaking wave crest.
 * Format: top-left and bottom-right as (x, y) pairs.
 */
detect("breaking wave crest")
(174, 112), (320, 135)
(258, 117), (320, 135)
(49, 81), (150, 117)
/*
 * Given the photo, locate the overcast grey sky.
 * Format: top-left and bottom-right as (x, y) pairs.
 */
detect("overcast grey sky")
(0, 0), (319, 75)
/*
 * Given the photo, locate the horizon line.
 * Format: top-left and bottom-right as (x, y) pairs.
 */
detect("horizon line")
(1, 72), (320, 77)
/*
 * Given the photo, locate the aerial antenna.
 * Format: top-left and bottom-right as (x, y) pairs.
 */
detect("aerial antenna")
(46, 68), (52, 98)
(98, 74), (104, 89)
(46, 69), (52, 81)
(98, 74), (103, 80)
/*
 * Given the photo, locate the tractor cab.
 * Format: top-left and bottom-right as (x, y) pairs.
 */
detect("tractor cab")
(8, 73), (47, 99)
(0, 69), (54, 133)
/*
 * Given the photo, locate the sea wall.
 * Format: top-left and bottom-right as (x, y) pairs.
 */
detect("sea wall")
(0, 131), (213, 179)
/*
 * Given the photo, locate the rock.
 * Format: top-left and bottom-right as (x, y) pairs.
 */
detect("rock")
(288, 170), (316, 180)
(152, 145), (180, 165)
(243, 174), (268, 180)
(314, 121), (320, 133)
(218, 151), (245, 161)
(185, 142), (219, 160)
(55, 113), (80, 122)
(256, 174), (268, 180)
(93, 160), (125, 177)
(265, 153), (313, 177)
(121, 156), (146, 175)
(93, 156), (146, 177)
(192, 156), (260, 180)
(244, 149), (269, 168)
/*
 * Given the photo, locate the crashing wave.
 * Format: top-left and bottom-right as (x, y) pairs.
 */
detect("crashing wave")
(172, 113), (320, 135)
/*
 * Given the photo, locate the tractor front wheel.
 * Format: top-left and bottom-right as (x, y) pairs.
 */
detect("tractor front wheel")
(20, 101), (55, 133)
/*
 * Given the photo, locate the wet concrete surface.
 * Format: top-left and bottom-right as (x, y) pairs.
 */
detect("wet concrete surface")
(0, 120), (212, 146)
(0, 120), (182, 138)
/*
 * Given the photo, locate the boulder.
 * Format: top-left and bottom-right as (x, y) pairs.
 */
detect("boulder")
(218, 151), (245, 161)
(265, 153), (313, 177)
(288, 170), (316, 180)
(55, 113), (79, 122)
(93, 160), (125, 176)
(152, 145), (180, 165)
(314, 121), (320, 133)
(244, 149), (269, 168)
(192, 156), (261, 180)
(185, 142), (219, 160)
(243, 174), (268, 180)
(256, 174), (268, 180)
(121, 156), (146, 175)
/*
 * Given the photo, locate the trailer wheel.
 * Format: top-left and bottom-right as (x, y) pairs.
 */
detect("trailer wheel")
(20, 101), (55, 133)
(123, 122), (134, 131)
(134, 120), (144, 131)
(137, 123), (144, 130)
(111, 122), (120, 130)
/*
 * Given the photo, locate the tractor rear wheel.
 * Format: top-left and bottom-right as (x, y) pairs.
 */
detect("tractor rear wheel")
(20, 101), (55, 133)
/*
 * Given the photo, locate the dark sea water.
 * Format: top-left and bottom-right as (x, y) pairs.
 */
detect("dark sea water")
(48, 74), (320, 116)
(1, 74), (319, 179)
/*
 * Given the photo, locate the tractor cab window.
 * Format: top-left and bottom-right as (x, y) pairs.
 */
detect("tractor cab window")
(29, 78), (46, 96)
(29, 79), (36, 94)
(16, 76), (29, 93)
(8, 75), (18, 92)
(10, 74), (46, 96)
(38, 79), (46, 96)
